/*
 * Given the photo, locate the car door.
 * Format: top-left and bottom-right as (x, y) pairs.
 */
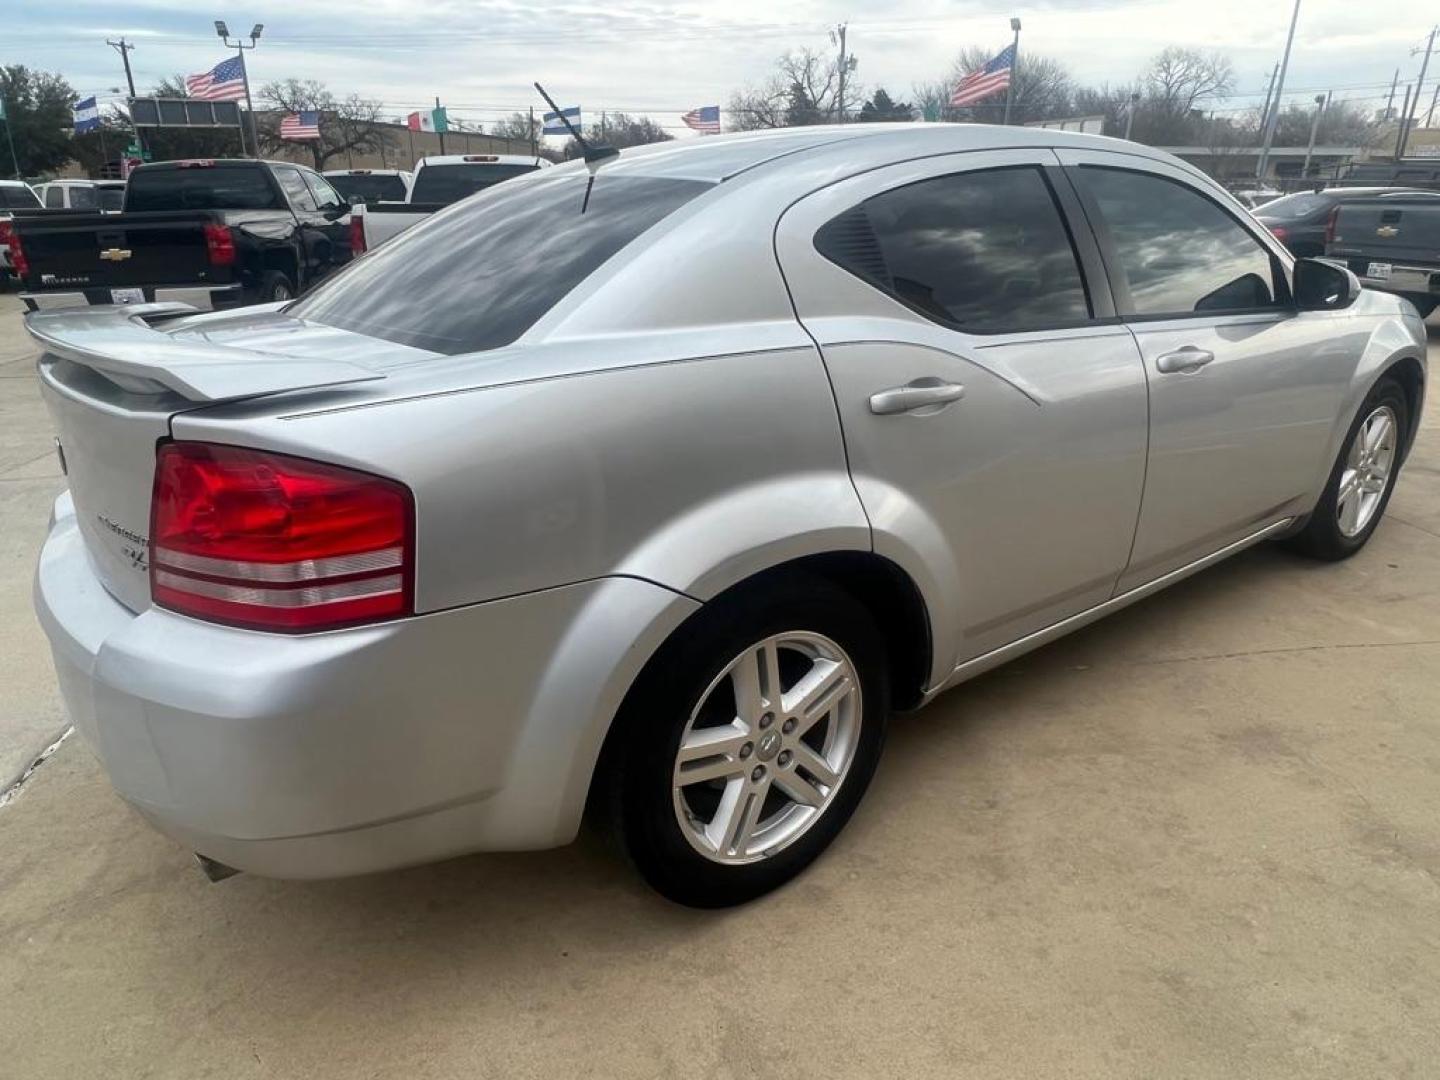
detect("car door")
(775, 150), (1149, 670)
(300, 168), (354, 277)
(1058, 150), (1360, 592)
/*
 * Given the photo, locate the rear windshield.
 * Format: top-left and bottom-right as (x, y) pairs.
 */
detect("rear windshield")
(0, 185), (40, 210)
(125, 165), (282, 211)
(1258, 192), (1332, 220)
(327, 173), (408, 204)
(292, 173), (711, 354)
(409, 163), (540, 204)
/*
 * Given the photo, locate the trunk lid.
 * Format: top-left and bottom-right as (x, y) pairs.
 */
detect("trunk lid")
(30, 303), (387, 613)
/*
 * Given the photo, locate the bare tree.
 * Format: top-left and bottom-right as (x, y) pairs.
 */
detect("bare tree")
(1144, 48), (1234, 117)
(727, 46), (858, 129)
(944, 46), (1073, 125)
(562, 112), (672, 158)
(489, 111), (541, 147)
(256, 79), (394, 170)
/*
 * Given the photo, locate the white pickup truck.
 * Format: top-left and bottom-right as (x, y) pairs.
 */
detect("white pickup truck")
(350, 154), (550, 252)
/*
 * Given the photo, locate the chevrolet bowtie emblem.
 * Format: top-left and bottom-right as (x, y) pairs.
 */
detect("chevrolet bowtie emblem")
(1375, 226), (1399, 238)
(98, 247), (133, 261)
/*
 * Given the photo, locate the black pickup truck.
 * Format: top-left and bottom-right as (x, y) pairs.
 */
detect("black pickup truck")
(1326, 189), (1440, 318)
(12, 159), (353, 312)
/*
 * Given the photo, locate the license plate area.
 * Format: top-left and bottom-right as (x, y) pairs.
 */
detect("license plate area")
(110, 287), (145, 305)
(1366, 262), (1392, 280)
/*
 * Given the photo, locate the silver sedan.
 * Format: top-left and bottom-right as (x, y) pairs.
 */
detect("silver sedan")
(29, 125), (1429, 906)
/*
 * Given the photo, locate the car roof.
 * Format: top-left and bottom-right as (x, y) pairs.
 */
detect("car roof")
(554, 123), (1183, 184)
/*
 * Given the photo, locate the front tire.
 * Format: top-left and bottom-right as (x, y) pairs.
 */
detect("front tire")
(1286, 376), (1408, 561)
(616, 578), (889, 907)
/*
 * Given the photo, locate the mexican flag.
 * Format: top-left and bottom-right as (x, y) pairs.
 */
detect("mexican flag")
(407, 107), (448, 133)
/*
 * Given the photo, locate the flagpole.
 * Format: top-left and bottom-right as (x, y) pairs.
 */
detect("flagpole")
(1002, 16), (1021, 125)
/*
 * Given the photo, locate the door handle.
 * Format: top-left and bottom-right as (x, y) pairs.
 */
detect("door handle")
(869, 379), (965, 415)
(1155, 347), (1215, 374)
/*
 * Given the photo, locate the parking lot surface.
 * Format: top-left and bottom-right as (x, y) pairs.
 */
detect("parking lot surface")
(1, 293), (1438, 1078)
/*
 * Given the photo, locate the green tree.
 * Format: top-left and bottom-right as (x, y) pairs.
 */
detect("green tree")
(858, 89), (913, 122)
(0, 65), (76, 176)
(66, 109), (133, 177)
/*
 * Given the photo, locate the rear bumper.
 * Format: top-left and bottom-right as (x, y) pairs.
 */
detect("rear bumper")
(20, 283), (245, 313)
(34, 491), (698, 878)
(1350, 263), (1440, 298)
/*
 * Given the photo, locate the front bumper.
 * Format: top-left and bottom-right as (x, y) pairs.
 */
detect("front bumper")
(35, 492), (697, 878)
(20, 283), (245, 313)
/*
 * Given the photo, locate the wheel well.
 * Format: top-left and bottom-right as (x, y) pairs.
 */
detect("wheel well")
(1385, 356), (1426, 459)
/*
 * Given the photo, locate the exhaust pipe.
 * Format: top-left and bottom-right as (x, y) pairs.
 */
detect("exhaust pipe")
(194, 853), (241, 883)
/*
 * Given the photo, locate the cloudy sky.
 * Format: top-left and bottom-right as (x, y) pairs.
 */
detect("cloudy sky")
(6, 0), (1434, 136)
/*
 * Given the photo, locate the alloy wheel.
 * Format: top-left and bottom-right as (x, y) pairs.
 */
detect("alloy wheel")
(672, 631), (862, 865)
(1337, 404), (1397, 538)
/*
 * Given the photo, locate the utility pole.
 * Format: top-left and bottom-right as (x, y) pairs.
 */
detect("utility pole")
(1385, 68), (1399, 119)
(106, 38), (146, 160)
(1123, 91), (1140, 140)
(1399, 26), (1436, 159)
(1256, 0), (1302, 180)
(832, 22), (849, 123)
(529, 105), (537, 156)
(215, 21), (263, 159)
(0, 98), (20, 179)
(435, 95), (446, 154)
(1394, 84), (1413, 159)
(1301, 94), (1326, 180)
(1428, 81), (1440, 128)
(1002, 17), (1022, 125)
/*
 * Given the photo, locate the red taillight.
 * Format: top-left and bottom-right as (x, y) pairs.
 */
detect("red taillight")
(203, 222), (235, 266)
(1324, 206), (1340, 246)
(149, 442), (414, 633)
(2, 220), (28, 277)
(349, 213), (366, 255)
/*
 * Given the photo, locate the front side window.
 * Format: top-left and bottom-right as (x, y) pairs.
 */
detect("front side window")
(1078, 167), (1282, 317)
(275, 167), (318, 212)
(302, 171), (343, 210)
(291, 173), (712, 354)
(815, 166), (1091, 332)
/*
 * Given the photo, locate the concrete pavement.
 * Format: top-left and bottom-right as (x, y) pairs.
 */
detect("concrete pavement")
(1, 294), (1438, 1078)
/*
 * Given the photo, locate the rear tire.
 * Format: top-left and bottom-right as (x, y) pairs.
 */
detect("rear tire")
(616, 577), (889, 907)
(255, 270), (295, 304)
(1286, 376), (1408, 561)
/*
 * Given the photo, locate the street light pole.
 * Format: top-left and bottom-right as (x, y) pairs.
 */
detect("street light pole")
(106, 38), (146, 160)
(1301, 93), (1325, 181)
(1123, 91), (1140, 140)
(1002, 17), (1022, 125)
(1398, 26), (1436, 160)
(1256, 0), (1302, 180)
(216, 21), (264, 160)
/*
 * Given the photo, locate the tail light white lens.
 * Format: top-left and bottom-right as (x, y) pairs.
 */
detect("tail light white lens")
(149, 442), (413, 632)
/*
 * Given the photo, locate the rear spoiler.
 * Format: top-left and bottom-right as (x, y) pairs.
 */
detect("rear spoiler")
(25, 302), (384, 403)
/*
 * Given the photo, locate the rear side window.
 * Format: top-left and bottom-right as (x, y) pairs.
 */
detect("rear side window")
(815, 167), (1091, 332)
(410, 163), (540, 204)
(126, 165), (282, 211)
(43, 186), (64, 208)
(327, 173), (408, 204)
(291, 174), (712, 354)
(2, 185), (41, 209)
(1078, 167), (1282, 317)
(275, 167), (318, 211)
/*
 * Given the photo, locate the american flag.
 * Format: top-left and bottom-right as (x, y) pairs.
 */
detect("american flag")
(184, 56), (247, 102)
(280, 111), (321, 140)
(949, 44), (1015, 108)
(681, 105), (721, 135)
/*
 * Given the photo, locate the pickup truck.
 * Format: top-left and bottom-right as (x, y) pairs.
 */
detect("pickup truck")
(351, 153), (549, 251)
(1326, 190), (1440, 318)
(12, 159), (353, 312)
(34, 179), (127, 211)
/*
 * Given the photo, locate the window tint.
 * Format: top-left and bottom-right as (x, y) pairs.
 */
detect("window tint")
(0, 185), (40, 210)
(815, 166), (1090, 332)
(98, 186), (125, 211)
(291, 174), (711, 354)
(67, 186), (99, 210)
(1079, 168), (1280, 317)
(1259, 192), (1332, 220)
(326, 173), (408, 204)
(125, 166), (281, 211)
(275, 167), (318, 211)
(44, 186), (64, 208)
(410, 163), (540, 204)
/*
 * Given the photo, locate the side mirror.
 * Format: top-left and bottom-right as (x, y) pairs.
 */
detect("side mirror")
(1294, 258), (1360, 312)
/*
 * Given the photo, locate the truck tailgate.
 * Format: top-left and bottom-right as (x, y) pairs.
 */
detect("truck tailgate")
(1330, 198), (1440, 267)
(17, 210), (224, 291)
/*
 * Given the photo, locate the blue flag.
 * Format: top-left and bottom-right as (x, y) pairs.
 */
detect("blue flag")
(73, 96), (101, 133)
(542, 106), (581, 135)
